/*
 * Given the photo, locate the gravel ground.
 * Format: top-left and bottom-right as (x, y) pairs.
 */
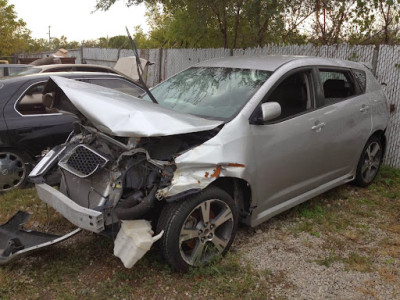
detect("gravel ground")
(234, 218), (400, 300)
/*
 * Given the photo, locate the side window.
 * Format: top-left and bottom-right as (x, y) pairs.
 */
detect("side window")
(264, 71), (313, 121)
(85, 78), (144, 97)
(318, 69), (357, 107)
(15, 83), (56, 115)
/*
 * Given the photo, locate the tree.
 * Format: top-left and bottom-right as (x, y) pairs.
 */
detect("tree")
(0, 0), (31, 56)
(50, 35), (80, 50)
(308, 0), (360, 45)
(372, 0), (400, 44)
(95, 0), (400, 47)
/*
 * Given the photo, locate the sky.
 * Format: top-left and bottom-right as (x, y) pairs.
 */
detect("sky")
(8, 0), (150, 42)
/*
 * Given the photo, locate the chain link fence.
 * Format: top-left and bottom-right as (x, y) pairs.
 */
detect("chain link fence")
(18, 44), (400, 167)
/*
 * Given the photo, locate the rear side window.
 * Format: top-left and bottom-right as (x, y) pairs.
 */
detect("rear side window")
(318, 69), (357, 107)
(352, 69), (366, 93)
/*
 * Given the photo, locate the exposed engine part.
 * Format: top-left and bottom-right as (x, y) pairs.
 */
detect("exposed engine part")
(30, 122), (218, 225)
(114, 186), (158, 220)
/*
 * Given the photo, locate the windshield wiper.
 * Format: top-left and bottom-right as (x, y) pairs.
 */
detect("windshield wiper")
(125, 27), (158, 104)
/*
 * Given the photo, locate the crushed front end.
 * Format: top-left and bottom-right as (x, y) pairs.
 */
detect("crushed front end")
(6, 76), (233, 268)
(27, 121), (220, 267)
(29, 124), (178, 233)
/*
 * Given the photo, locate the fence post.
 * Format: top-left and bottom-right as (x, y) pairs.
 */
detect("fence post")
(372, 45), (379, 77)
(158, 48), (163, 83)
(80, 46), (84, 64)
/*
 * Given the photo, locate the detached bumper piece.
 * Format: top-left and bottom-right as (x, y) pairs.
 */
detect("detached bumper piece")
(0, 211), (81, 265)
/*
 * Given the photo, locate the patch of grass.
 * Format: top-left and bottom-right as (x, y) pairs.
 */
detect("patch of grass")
(342, 252), (373, 272)
(315, 252), (340, 268)
(0, 187), (73, 233)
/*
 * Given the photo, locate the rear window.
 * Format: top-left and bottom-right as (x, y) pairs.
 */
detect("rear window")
(352, 69), (367, 93)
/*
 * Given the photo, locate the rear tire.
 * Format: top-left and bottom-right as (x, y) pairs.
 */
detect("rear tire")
(157, 186), (239, 271)
(354, 136), (383, 187)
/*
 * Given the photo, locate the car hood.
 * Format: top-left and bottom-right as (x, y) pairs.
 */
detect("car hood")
(46, 76), (224, 137)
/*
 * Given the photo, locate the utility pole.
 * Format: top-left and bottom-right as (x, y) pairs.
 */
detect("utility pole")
(48, 25), (51, 50)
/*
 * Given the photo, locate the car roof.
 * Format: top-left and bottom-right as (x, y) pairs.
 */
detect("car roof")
(195, 55), (365, 72)
(0, 71), (132, 84)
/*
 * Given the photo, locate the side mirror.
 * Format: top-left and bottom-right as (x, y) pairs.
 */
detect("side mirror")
(261, 102), (281, 122)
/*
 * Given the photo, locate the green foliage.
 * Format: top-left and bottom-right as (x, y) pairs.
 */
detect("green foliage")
(0, 0), (31, 56)
(94, 0), (400, 48)
(50, 35), (80, 50)
(4, 0), (400, 57)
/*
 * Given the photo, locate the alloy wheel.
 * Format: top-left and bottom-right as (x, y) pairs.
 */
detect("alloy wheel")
(361, 141), (382, 184)
(179, 199), (234, 266)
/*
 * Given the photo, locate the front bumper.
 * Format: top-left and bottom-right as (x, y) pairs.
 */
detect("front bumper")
(35, 183), (105, 233)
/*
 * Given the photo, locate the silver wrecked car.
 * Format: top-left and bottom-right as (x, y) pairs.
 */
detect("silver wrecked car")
(2, 56), (389, 270)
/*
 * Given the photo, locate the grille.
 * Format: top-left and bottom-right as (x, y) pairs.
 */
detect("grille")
(58, 145), (108, 178)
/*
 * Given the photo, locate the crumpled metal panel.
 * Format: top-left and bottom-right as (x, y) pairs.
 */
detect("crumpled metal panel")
(158, 114), (253, 198)
(49, 76), (223, 137)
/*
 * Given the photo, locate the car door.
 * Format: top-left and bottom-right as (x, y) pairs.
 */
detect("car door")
(250, 67), (372, 216)
(250, 68), (336, 213)
(3, 80), (77, 157)
(308, 68), (372, 177)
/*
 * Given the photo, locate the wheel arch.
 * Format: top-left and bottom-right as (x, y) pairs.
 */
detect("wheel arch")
(369, 129), (387, 156)
(208, 176), (253, 220)
(0, 147), (35, 162)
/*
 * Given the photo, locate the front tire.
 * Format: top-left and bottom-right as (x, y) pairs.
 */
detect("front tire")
(354, 136), (383, 187)
(157, 186), (239, 271)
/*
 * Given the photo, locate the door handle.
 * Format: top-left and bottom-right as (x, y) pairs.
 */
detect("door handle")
(360, 105), (370, 112)
(311, 122), (325, 132)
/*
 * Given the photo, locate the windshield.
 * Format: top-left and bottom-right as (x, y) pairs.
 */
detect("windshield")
(143, 67), (271, 120)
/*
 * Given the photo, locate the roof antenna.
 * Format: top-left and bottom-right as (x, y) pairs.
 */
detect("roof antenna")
(125, 26), (158, 104)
